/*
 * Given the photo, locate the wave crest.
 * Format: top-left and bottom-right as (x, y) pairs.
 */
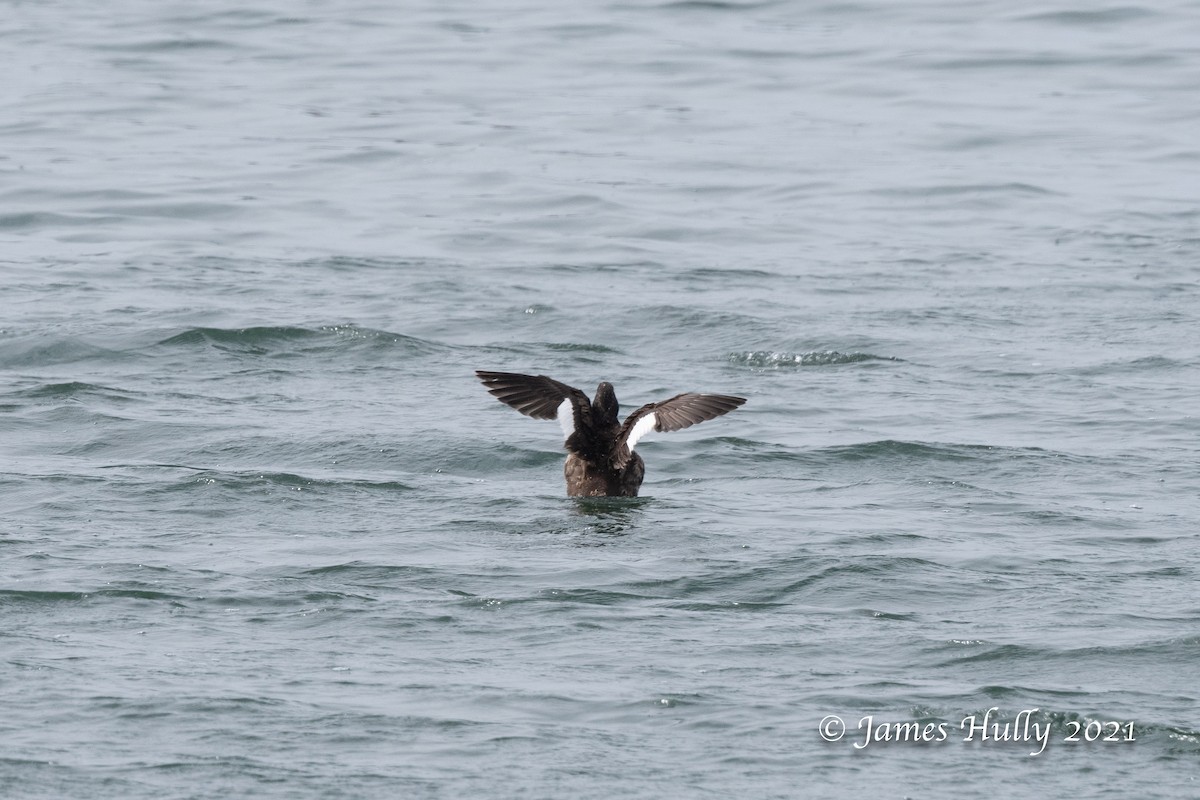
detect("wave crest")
(728, 350), (898, 368)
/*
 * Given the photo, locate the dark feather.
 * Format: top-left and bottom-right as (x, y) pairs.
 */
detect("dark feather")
(632, 392), (747, 433)
(475, 371), (587, 420)
(613, 393), (746, 469)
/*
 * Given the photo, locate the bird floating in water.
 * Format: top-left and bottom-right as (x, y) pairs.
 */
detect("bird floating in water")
(476, 370), (746, 497)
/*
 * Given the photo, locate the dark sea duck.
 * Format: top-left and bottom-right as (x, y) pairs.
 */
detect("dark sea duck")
(476, 370), (746, 497)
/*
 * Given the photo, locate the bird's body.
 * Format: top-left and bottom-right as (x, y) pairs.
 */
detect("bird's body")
(476, 371), (745, 497)
(564, 451), (645, 497)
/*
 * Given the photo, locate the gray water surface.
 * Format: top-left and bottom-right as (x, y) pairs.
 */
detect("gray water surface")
(3, 1), (1199, 798)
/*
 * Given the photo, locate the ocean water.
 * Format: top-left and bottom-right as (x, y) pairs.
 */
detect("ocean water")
(2, 1), (1199, 797)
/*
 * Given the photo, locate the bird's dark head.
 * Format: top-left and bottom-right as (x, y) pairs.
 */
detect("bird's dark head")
(593, 381), (619, 423)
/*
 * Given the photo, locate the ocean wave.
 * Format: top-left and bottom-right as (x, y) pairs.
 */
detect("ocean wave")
(728, 350), (899, 368)
(0, 337), (125, 368)
(154, 324), (439, 357)
(171, 469), (415, 494)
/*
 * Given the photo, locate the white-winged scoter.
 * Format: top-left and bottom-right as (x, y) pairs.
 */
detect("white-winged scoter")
(476, 370), (746, 497)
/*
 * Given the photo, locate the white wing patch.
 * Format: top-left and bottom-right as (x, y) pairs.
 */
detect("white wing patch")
(624, 412), (658, 452)
(556, 398), (575, 441)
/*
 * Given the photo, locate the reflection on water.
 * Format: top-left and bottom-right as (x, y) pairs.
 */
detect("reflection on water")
(570, 495), (651, 538)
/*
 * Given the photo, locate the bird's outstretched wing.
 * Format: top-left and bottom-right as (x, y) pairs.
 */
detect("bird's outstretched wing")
(615, 392), (746, 468)
(475, 370), (590, 442)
